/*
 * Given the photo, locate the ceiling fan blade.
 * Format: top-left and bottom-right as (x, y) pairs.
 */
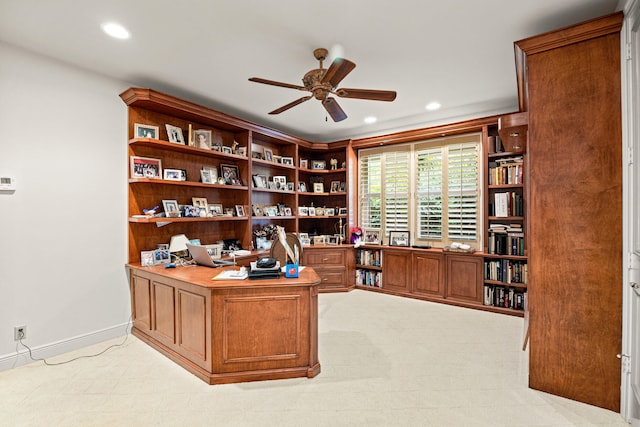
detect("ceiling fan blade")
(322, 97), (347, 122)
(321, 58), (356, 88)
(249, 77), (306, 91)
(269, 96), (313, 115)
(336, 88), (397, 102)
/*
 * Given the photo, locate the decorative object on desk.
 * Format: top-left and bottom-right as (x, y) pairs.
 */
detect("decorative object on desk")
(143, 205), (159, 217)
(165, 124), (185, 144)
(330, 158), (338, 170)
(162, 199), (180, 217)
(220, 164), (241, 185)
(130, 156), (162, 179)
(443, 242), (475, 253)
(364, 229), (381, 245)
(134, 123), (159, 139)
(389, 230), (410, 247)
(193, 129), (212, 149)
(154, 248), (170, 264)
(205, 243), (223, 259)
(350, 227), (363, 244)
(311, 160), (326, 170)
(285, 263), (299, 278)
(330, 180), (340, 193)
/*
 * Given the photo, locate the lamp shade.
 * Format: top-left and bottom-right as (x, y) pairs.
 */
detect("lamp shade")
(168, 234), (190, 253)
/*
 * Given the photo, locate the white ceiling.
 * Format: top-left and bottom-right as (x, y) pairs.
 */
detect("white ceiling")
(0, 0), (620, 142)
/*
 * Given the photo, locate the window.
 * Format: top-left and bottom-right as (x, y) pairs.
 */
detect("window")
(358, 133), (481, 248)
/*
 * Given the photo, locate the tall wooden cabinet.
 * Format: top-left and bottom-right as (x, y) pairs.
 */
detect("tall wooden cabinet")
(515, 12), (624, 411)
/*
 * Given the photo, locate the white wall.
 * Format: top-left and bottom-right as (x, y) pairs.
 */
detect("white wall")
(0, 42), (132, 369)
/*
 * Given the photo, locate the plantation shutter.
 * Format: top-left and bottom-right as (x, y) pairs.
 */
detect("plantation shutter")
(416, 147), (443, 239)
(447, 142), (479, 240)
(359, 153), (381, 229)
(383, 150), (410, 232)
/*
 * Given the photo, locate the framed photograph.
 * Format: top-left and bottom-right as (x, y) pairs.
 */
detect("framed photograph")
(313, 182), (324, 193)
(251, 151), (263, 160)
(193, 129), (212, 150)
(325, 208), (335, 216)
(330, 180), (341, 193)
(222, 146), (232, 154)
(338, 207), (348, 216)
(300, 159), (308, 169)
(273, 155), (282, 164)
(298, 233), (311, 247)
(265, 206), (278, 217)
(163, 168), (183, 181)
(165, 124), (185, 144)
(286, 182), (294, 192)
(313, 235), (326, 246)
(283, 207), (292, 216)
(298, 182), (307, 193)
(220, 164), (242, 185)
(252, 174), (267, 188)
(340, 181), (346, 192)
(237, 146), (247, 156)
(327, 235), (339, 245)
(308, 206), (316, 216)
(281, 156), (294, 166)
(252, 204), (265, 216)
(273, 175), (287, 190)
(264, 148), (273, 162)
(183, 205), (200, 217)
(235, 205), (245, 217)
(208, 204), (223, 216)
(316, 207), (325, 216)
(311, 160), (326, 170)
(130, 156), (162, 179)
(389, 230), (410, 247)
(134, 123), (159, 139)
(364, 229), (381, 245)
(162, 199), (180, 217)
(201, 167), (217, 184)
(298, 206), (308, 216)
(141, 250), (155, 266)
(192, 197), (208, 209)
(153, 249), (170, 264)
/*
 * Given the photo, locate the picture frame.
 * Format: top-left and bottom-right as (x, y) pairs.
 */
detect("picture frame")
(165, 124), (185, 144)
(220, 164), (242, 185)
(286, 182), (294, 192)
(308, 206), (316, 216)
(201, 167), (217, 184)
(325, 208), (335, 216)
(192, 197), (208, 209)
(313, 182), (324, 193)
(265, 206), (278, 217)
(222, 146), (232, 154)
(237, 146), (247, 156)
(281, 156), (294, 166)
(298, 206), (308, 216)
(364, 229), (381, 245)
(338, 207), (348, 216)
(162, 199), (180, 217)
(163, 168), (183, 181)
(193, 129), (212, 150)
(252, 174), (268, 188)
(313, 235), (326, 246)
(327, 235), (339, 245)
(141, 250), (155, 266)
(340, 181), (346, 192)
(272, 175), (287, 190)
(251, 151), (263, 160)
(235, 205), (245, 217)
(273, 155), (282, 164)
(252, 204), (264, 216)
(298, 182), (307, 193)
(389, 230), (410, 247)
(330, 180), (341, 193)
(134, 123), (159, 139)
(300, 159), (308, 169)
(153, 248), (170, 264)
(315, 207), (324, 216)
(130, 156), (162, 179)
(283, 207), (292, 216)
(311, 160), (326, 170)
(298, 233), (311, 247)
(263, 148), (273, 162)
(208, 204), (223, 216)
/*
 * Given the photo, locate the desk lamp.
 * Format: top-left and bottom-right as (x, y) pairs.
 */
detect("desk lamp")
(169, 234), (190, 261)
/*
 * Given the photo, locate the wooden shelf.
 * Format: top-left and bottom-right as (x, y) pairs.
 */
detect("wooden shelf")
(129, 215), (248, 223)
(129, 178), (249, 191)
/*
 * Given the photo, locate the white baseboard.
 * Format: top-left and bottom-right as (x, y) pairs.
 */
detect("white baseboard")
(0, 322), (131, 372)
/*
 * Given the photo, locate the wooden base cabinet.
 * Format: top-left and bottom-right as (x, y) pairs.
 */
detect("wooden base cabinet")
(302, 245), (354, 292)
(382, 249), (411, 292)
(411, 252), (445, 298)
(445, 255), (483, 304)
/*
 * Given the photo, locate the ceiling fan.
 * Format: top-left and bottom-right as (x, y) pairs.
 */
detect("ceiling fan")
(249, 48), (397, 122)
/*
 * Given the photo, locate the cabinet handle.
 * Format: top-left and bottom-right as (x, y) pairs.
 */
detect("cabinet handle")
(322, 278), (328, 281)
(322, 258), (329, 261)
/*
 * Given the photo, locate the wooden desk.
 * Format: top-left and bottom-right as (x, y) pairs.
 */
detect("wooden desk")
(126, 263), (321, 385)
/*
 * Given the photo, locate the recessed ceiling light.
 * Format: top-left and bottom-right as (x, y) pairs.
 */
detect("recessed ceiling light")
(364, 116), (377, 124)
(101, 22), (130, 40)
(425, 102), (441, 111)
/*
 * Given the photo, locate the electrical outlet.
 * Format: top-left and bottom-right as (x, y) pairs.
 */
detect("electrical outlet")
(14, 325), (26, 341)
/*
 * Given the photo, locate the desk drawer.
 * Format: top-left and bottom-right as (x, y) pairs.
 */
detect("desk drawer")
(316, 268), (347, 289)
(305, 249), (345, 266)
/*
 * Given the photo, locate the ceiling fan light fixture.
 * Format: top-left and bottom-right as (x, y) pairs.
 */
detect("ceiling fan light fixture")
(426, 101), (441, 111)
(101, 22), (130, 40)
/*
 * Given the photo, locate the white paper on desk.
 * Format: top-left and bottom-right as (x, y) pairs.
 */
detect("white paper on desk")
(212, 269), (248, 280)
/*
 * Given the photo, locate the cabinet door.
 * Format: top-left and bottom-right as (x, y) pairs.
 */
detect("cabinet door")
(445, 255), (482, 303)
(382, 249), (411, 292)
(411, 252), (445, 297)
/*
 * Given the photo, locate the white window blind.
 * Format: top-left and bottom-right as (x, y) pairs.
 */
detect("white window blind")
(384, 151), (410, 232)
(416, 147), (443, 239)
(359, 154), (381, 229)
(447, 142), (479, 241)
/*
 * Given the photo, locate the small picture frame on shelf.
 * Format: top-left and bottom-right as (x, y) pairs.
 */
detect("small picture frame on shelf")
(298, 182), (307, 192)
(183, 205), (200, 217)
(298, 206), (308, 216)
(286, 182), (294, 192)
(298, 233), (311, 247)
(141, 250), (155, 266)
(237, 146), (247, 156)
(251, 151), (263, 160)
(327, 235), (339, 245)
(308, 206), (316, 216)
(273, 175), (287, 190)
(208, 204), (223, 216)
(330, 180), (341, 193)
(338, 207), (348, 216)
(283, 207), (292, 216)
(364, 229), (381, 245)
(252, 174), (267, 188)
(252, 204), (265, 216)
(201, 167), (217, 183)
(134, 123), (159, 139)
(162, 199), (180, 217)
(163, 168), (183, 181)
(193, 129), (212, 150)
(313, 182), (324, 193)
(222, 146), (232, 154)
(315, 207), (324, 216)
(300, 159), (308, 169)
(220, 164), (242, 185)
(165, 124), (185, 144)
(325, 208), (335, 216)
(340, 181), (346, 192)
(281, 156), (294, 166)
(192, 197), (208, 209)
(389, 230), (410, 247)
(311, 160), (326, 170)
(264, 148), (273, 162)
(273, 155), (282, 164)
(130, 156), (162, 179)
(235, 205), (245, 217)
(265, 206), (278, 217)
(313, 235), (326, 246)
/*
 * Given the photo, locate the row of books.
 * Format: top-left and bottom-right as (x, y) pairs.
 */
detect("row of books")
(356, 269), (382, 288)
(484, 259), (528, 284)
(484, 285), (526, 310)
(356, 249), (382, 266)
(487, 231), (525, 255)
(488, 157), (524, 185)
(491, 191), (524, 217)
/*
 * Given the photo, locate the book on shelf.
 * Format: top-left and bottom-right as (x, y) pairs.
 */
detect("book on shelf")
(355, 269), (382, 288)
(483, 284), (526, 310)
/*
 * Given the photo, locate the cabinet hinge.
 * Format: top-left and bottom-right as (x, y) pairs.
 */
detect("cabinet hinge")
(618, 353), (632, 374)
(626, 43), (633, 61)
